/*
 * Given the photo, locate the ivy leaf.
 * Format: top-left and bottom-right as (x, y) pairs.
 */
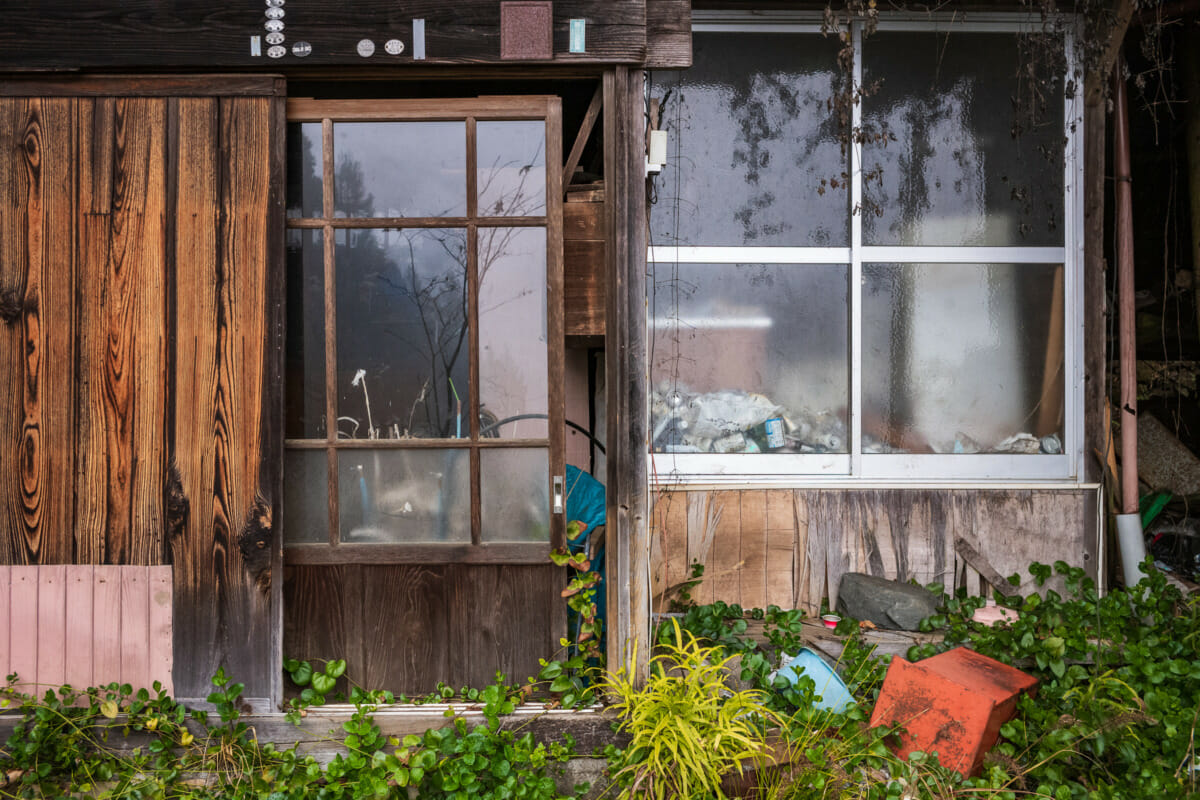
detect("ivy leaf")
(312, 673), (336, 696)
(326, 659), (347, 679)
(290, 662), (314, 687)
(100, 700), (119, 719)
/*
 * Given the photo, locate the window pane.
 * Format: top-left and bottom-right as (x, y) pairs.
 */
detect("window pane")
(284, 450), (329, 543)
(336, 228), (470, 440)
(477, 121), (546, 217)
(650, 263), (849, 454)
(286, 228), (326, 439)
(480, 449), (549, 542)
(338, 450), (470, 543)
(652, 33), (847, 247)
(862, 33), (1065, 246)
(863, 263), (1065, 454)
(479, 227), (548, 439)
(334, 122), (466, 218)
(287, 122), (323, 218)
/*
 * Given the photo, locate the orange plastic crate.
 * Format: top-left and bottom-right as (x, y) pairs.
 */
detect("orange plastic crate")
(869, 647), (1038, 776)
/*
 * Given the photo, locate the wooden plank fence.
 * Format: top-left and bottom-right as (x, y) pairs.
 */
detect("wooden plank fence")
(0, 565), (172, 695)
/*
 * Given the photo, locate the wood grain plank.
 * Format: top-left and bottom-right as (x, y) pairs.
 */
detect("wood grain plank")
(461, 564), (560, 690)
(171, 95), (276, 702)
(360, 566), (451, 695)
(148, 566), (173, 695)
(35, 564), (67, 689)
(794, 492), (824, 615)
(120, 566), (151, 690)
(738, 491), (767, 611)
(282, 566), (350, 697)
(0, 99), (29, 566)
(91, 566), (122, 686)
(764, 492), (794, 611)
(650, 490), (687, 611)
(64, 565), (94, 690)
(10, 567), (38, 689)
(708, 491), (742, 606)
(103, 96), (168, 565)
(685, 492), (717, 606)
(74, 97), (114, 564)
(645, 0), (692, 69)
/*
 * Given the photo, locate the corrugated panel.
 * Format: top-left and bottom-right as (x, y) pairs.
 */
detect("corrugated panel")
(1, 565), (172, 694)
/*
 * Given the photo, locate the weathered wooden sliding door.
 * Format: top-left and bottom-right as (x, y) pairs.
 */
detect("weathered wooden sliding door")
(281, 97), (566, 694)
(0, 77), (285, 707)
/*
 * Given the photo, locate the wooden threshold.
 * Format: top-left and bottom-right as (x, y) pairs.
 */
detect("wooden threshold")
(284, 542), (554, 565)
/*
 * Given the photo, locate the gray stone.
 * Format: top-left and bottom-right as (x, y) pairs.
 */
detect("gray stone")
(555, 758), (610, 800)
(835, 572), (940, 631)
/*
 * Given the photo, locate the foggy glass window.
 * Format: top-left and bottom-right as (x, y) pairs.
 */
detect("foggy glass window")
(650, 263), (849, 454)
(652, 33), (848, 247)
(863, 263), (1065, 454)
(862, 33), (1065, 246)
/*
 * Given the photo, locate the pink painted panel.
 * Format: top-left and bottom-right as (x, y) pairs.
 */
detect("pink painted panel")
(120, 566), (150, 691)
(36, 565), (68, 691)
(9, 568), (39, 691)
(147, 566), (173, 695)
(91, 568), (123, 687)
(64, 565), (95, 691)
(0, 566), (10, 681)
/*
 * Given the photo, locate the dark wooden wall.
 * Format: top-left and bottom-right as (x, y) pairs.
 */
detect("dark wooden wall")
(0, 78), (285, 706)
(0, 1), (669, 69)
(284, 565), (563, 694)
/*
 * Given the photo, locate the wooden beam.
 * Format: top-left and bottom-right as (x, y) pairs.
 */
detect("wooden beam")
(604, 67), (650, 685)
(954, 538), (1020, 598)
(563, 84), (603, 196)
(1086, 0), (1136, 107)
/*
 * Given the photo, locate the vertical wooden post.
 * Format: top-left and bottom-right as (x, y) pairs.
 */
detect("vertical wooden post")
(605, 67), (650, 684)
(1112, 55), (1138, 516)
(1082, 75), (1108, 488)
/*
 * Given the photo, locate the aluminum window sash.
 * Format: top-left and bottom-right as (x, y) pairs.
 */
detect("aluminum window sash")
(648, 246), (851, 264)
(649, 453), (850, 479)
(1065, 23), (1086, 482)
(859, 247), (1067, 263)
(850, 21), (864, 477)
(860, 454), (1072, 481)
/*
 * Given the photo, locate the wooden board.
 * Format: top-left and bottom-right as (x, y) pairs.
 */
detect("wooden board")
(284, 563), (564, 696)
(645, 0), (693, 69)
(0, 1), (648, 69)
(2, 565), (173, 694)
(0, 80), (283, 707)
(650, 488), (1099, 614)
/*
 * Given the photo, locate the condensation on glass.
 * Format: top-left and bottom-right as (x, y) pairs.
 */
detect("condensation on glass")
(477, 121), (546, 217)
(337, 450), (470, 543)
(286, 122), (322, 218)
(650, 263), (849, 454)
(480, 450), (550, 542)
(479, 227), (548, 439)
(862, 263), (1065, 454)
(283, 450), (330, 543)
(333, 122), (467, 218)
(862, 33), (1066, 247)
(285, 228), (326, 439)
(335, 228), (470, 440)
(651, 33), (848, 247)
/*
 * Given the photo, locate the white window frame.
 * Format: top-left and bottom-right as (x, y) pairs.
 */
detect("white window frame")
(648, 12), (1085, 486)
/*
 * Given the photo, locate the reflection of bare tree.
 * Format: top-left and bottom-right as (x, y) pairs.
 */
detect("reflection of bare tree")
(324, 135), (544, 439)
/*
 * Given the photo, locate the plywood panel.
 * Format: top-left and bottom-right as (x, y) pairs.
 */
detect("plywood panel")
(649, 490), (687, 611)
(0, 566), (9, 674)
(685, 492), (717, 606)
(148, 567), (173, 694)
(764, 491), (794, 610)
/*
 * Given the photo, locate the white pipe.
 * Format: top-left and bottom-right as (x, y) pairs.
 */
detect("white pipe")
(1116, 512), (1148, 588)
